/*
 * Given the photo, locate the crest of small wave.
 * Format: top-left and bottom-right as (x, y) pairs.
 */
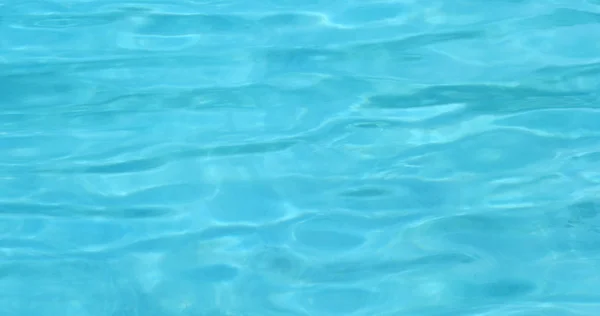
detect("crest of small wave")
(1, 0), (600, 315)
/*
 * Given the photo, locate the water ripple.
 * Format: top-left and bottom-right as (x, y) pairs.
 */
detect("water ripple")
(2, 0), (600, 315)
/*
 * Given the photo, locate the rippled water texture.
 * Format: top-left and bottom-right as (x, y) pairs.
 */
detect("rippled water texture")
(2, 0), (600, 315)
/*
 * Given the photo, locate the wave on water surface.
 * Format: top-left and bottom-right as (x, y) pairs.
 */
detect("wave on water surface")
(1, 0), (600, 315)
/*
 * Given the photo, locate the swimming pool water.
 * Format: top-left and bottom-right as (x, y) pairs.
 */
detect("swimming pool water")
(1, 0), (600, 315)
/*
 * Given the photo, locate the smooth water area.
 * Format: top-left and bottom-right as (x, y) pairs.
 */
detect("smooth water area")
(1, 0), (600, 315)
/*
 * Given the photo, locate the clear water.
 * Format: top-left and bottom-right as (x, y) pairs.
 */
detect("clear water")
(1, 0), (600, 315)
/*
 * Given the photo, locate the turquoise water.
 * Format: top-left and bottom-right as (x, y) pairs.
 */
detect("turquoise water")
(2, 0), (600, 315)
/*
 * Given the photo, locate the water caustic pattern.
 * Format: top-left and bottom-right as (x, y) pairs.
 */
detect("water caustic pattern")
(1, 0), (600, 314)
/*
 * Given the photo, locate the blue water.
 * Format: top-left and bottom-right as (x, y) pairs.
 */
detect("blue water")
(2, 0), (600, 315)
